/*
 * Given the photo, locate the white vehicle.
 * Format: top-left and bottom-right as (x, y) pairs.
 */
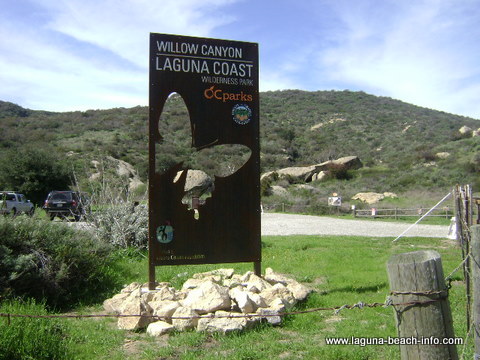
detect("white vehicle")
(0, 191), (34, 216)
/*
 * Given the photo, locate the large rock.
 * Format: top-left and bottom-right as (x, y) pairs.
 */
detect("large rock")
(244, 273), (272, 293)
(436, 152), (450, 159)
(316, 156), (363, 172)
(174, 169), (213, 197)
(106, 157), (145, 192)
(264, 268), (312, 302)
(117, 290), (152, 330)
(459, 125), (473, 136)
(121, 282), (142, 293)
(149, 300), (181, 321)
(262, 156), (362, 185)
(181, 280), (231, 314)
(146, 321), (175, 336)
(260, 171), (278, 182)
(151, 286), (179, 302)
(256, 308), (282, 326)
(171, 306), (199, 331)
(352, 192), (397, 204)
(260, 283), (296, 308)
(182, 278), (206, 290)
(311, 171), (329, 182)
(351, 192), (385, 204)
(230, 287), (257, 313)
(197, 311), (250, 333)
(277, 166), (317, 182)
(103, 292), (130, 314)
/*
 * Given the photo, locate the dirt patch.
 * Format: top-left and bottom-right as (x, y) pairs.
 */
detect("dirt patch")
(122, 333), (170, 357)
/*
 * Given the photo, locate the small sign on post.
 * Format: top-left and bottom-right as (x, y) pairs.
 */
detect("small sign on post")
(328, 196), (342, 206)
(148, 33), (261, 289)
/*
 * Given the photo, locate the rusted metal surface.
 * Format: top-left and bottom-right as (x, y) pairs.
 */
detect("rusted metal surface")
(148, 33), (261, 278)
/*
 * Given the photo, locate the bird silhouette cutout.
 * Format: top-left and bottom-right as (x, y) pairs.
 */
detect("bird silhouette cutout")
(155, 93), (251, 208)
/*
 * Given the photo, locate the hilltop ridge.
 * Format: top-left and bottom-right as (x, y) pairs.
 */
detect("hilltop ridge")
(1, 90), (479, 211)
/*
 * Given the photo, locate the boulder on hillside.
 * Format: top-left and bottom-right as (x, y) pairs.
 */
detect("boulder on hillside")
(276, 166), (317, 182)
(90, 157), (145, 193)
(351, 192), (398, 204)
(459, 125), (473, 136)
(174, 169), (213, 197)
(316, 156), (363, 172)
(435, 152), (450, 159)
(260, 156), (362, 185)
(260, 171), (278, 183)
(311, 171), (329, 182)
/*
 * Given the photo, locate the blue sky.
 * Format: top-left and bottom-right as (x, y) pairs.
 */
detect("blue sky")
(1, 0), (480, 119)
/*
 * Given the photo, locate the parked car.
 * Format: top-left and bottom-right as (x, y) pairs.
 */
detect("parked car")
(43, 191), (90, 221)
(0, 191), (35, 216)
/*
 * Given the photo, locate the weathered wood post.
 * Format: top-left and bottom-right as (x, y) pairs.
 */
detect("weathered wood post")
(387, 250), (458, 360)
(471, 225), (480, 359)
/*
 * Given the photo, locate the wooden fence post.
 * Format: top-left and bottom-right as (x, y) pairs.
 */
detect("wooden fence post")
(387, 250), (458, 360)
(471, 225), (480, 359)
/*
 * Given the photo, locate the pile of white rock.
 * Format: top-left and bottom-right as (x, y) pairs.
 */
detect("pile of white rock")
(103, 268), (313, 336)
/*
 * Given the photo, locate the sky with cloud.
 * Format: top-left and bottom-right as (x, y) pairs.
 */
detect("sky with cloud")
(1, 0), (480, 119)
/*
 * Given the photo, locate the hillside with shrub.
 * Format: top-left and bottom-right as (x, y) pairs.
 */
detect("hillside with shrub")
(0, 90), (479, 211)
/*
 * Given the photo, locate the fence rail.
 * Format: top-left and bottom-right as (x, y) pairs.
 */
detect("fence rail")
(354, 207), (453, 219)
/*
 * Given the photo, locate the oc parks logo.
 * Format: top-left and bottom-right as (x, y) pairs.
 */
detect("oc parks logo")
(232, 104), (252, 125)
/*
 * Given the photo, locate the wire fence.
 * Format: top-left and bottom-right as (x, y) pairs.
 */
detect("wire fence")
(0, 243), (472, 358)
(0, 296), (444, 323)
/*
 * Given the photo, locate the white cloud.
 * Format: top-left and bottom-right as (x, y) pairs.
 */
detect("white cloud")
(0, 0), (238, 111)
(316, 0), (480, 118)
(42, 0), (237, 68)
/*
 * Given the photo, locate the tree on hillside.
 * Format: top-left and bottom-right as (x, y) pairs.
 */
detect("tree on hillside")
(0, 147), (71, 206)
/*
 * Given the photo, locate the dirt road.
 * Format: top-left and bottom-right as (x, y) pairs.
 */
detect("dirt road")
(261, 213), (451, 238)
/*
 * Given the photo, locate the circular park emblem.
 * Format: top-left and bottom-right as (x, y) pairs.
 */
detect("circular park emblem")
(156, 225), (174, 244)
(232, 104), (252, 125)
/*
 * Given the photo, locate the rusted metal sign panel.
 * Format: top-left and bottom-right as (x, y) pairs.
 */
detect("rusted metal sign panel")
(148, 33), (260, 271)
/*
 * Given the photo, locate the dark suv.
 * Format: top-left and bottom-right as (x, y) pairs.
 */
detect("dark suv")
(43, 191), (90, 221)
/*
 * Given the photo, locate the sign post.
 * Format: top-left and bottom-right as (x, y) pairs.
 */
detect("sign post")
(148, 33), (261, 289)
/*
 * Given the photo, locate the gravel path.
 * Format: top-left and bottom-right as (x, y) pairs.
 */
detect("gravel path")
(261, 213), (451, 238)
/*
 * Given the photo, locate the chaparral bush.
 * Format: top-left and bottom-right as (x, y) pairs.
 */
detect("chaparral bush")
(0, 216), (114, 309)
(87, 201), (148, 249)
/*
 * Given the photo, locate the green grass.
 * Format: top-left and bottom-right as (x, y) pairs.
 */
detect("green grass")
(0, 299), (73, 360)
(1, 235), (472, 359)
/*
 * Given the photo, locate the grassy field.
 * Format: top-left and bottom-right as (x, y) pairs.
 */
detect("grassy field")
(3, 234), (471, 359)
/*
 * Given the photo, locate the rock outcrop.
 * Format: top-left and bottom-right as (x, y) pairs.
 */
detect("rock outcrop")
(276, 166), (318, 182)
(315, 156), (363, 172)
(351, 192), (398, 204)
(174, 169), (213, 197)
(261, 156), (363, 185)
(435, 152), (450, 159)
(103, 268), (313, 335)
(90, 157), (145, 193)
(459, 125), (473, 136)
